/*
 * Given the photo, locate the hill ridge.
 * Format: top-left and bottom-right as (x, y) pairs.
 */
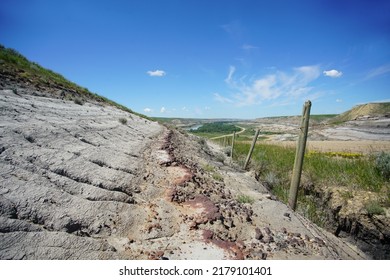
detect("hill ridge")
(0, 44), (149, 119)
(332, 102), (390, 123)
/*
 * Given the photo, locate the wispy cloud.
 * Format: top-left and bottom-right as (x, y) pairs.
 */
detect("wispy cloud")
(224, 65), (236, 85)
(160, 107), (166, 113)
(242, 44), (258, 50)
(147, 70), (166, 77)
(221, 20), (244, 39)
(214, 93), (233, 104)
(364, 99), (390, 103)
(336, 99), (343, 103)
(217, 65), (321, 106)
(365, 64), (390, 80)
(143, 108), (153, 113)
(323, 69), (343, 78)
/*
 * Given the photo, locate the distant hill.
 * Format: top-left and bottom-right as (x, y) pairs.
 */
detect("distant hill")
(331, 102), (390, 123)
(0, 44), (149, 119)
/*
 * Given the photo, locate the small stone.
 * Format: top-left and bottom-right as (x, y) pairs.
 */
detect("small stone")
(255, 228), (264, 240)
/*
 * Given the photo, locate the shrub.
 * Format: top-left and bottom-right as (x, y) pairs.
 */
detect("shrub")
(202, 164), (215, 172)
(198, 138), (206, 146)
(376, 152), (390, 180)
(119, 118), (127, 125)
(365, 201), (385, 217)
(215, 153), (225, 163)
(223, 146), (231, 157)
(264, 171), (279, 188)
(74, 98), (84, 105)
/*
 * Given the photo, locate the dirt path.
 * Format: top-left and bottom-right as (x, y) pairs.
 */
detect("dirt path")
(210, 126), (246, 140)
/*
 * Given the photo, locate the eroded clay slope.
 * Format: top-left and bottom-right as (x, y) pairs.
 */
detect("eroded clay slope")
(0, 89), (162, 259)
(0, 88), (368, 260)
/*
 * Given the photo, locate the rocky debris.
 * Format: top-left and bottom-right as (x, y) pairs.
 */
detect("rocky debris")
(131, 128), (368, 260)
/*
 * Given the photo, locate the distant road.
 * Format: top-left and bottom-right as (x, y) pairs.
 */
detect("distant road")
(210, 126), (246, 140)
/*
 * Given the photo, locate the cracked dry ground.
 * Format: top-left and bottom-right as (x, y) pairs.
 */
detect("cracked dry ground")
(0, 89), (367, 259)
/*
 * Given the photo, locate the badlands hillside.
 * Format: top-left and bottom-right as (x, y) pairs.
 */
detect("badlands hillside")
(0, 46), (368, 259)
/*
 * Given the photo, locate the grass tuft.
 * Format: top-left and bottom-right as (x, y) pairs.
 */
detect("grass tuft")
(118, 118), (127, 125)
(237, 194), (255, 204)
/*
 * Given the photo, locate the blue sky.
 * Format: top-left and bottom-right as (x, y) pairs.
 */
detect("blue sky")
(1, 0), (389, 119)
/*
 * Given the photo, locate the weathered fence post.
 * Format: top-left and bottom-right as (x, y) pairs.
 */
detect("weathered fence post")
(231, 131), (236, 158)
(244, 129), (260, 170)
(288, 100), (312, 211)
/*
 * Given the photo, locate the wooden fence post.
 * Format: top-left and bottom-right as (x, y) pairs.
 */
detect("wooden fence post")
(288, 100), (312, 211)
(231, 132), (236, 158)
(244, 129), (260, 170)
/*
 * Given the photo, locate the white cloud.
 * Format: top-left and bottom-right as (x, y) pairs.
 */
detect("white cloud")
(323, 69), (343, 78)
(147, 70), (166, 77)
(216, 65), (321, 106)
(160, 107), (166, 113)
(205, 106), (211, 110)
(336, 99), (343, 103)
(143, 108), (153, 113)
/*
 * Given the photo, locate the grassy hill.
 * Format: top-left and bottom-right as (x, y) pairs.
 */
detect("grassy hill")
(0, 44), (149, 119)
(331, 102), (390, 123)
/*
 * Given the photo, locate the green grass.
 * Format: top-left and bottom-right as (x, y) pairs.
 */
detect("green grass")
(237, 194), (255, 204)
(233, 142), (389, 197)
(212, 172), (224, 182)
(230, 141), (389, 226)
